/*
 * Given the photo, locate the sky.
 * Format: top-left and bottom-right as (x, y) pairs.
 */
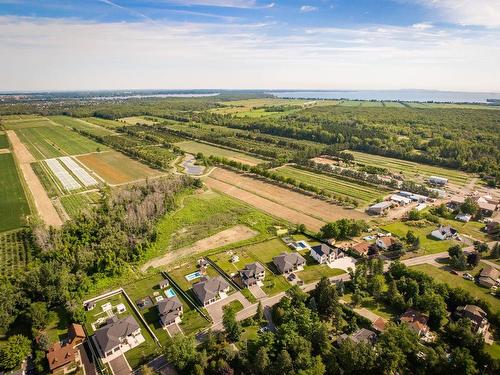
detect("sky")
(1, 0), (499, 92)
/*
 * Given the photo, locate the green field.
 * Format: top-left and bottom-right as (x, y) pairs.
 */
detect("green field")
(2, 117), (53, 130)
(348, 150), (471, 186)
(83, 117), (126, 128)
(15, 123), (106, 160)
(175, 140), (265, 165)
(0, 132), (9, 148)
(50, 115), (115, 137)
(274, 165), (388, 205)
(411, 264), (500, 314)
(60, 192), (101, 218)
(381, 221), (456, 254)
(0, 230), (31, 276)
(297, 253), (346, 284)
(0, 153), (31, 232)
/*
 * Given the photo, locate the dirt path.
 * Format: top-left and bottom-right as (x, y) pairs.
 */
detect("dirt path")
(6, 130), (63, 227)
(141, 224), (258, 271)
(0, 148), (10, 154)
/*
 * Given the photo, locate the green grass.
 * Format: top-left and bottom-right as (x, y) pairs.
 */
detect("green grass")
(348, 150), (471, 186)
(175, 140), (265, 165)
(44, 306), (71, 344)
(0, 132), (9, 149)
(0, 230), (31, 277)
(2, 117), (53, 130)
(60, 192), (101, 219)
(83, 117), (127, 129)
(297, 253), (346, 284)
(0, 153), (31, 232)
(438, 218), (489, 242)
(342, 293), (396, 320)
(50, 115), (115, 137)
(167, 262), (221, 292)
(411, 264), (500, 314)
(484, 342), (500, 360)
(225, 300), (244, 313)
(15, 122), (105, 160)
(381, 221), (456, 254)
(274, 165), (387, 205)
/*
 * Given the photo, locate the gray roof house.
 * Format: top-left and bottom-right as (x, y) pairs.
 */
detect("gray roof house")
(93, 316), (141, 358)
(158, 279), (170, 289)
(455, 305), (490, 336)
(430, 225), (457, 240)
(239, 262), (265, 287)
(193, 276), (230, 306)
(158, 296), (183, 326)
(273, 252), (306, 274)
(310, 244), (343, 264)
(478, 266), (500, 288)
(338, 328), (377, 346)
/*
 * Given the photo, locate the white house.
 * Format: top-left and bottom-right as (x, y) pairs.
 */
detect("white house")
(310, 244), (344, 264)
(455, 213), (472, 222)
(431, 225), (457, 240)
(376, 236), (397, 250)
(94, 316), (143, 360)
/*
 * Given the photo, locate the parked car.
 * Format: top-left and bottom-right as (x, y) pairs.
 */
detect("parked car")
(463, 273), (474, 281)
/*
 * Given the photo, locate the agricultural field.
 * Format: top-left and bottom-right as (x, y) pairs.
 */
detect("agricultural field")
(274, 165), (388, 206)
(348, 150), (471, 186)
(1, 117), (53, 130)
(0, 131), (9, 149)
(0, 153), (31, 232)
(119, 116), (157, 125)
(83, 117), (126, 129)
(175, 140), (265, 165)
(50, 115), (115, 137)
(77, 150), (162, 185)
(14, 122), (105, 160)
(0, 230), (31, 276)
(60, 192), (101, 219)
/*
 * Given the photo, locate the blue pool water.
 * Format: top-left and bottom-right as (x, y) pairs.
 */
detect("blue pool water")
(165, 288), (176, 298)
(185, 271), (202, 281)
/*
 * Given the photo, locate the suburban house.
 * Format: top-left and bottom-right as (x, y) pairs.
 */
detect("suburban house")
(400, 309), (430, 337)
(273, 252), (306, 274)
(368, 201), (393, 215)
(158, 296), (183, 327)
(428, 176), (448, 186)
(485, 221), (499, 236)
(450, 195), (498, 217)
(288, 240), (312, 251)
(455, 213), (472, 222)
(337, 328), (377, 346)
(93, 315), (143, 359)
(310, 244), (344, 264)
(192, 276), (230, 306)
(455, 305), (490, 336)
(158, 279), (170, 289)
(478, 266), (500, 288)
(350, 242), (372, 257)
(390, 194), (412, 206)
(430, 225), (458, 240)
(375, 236), (397, 250)
(46, 324), (86, 374)
(239, 262), (265, 287)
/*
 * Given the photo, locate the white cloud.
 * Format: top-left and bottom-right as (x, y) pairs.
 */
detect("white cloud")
(161, 0), (273, 8)
(300, 5), (318, 13)
(414, 0), (500, 27)
(0, 16), (499, 91)
(412, 22), (433, 30)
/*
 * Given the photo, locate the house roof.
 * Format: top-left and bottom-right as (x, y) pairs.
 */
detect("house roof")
(456, 305), (487, 319)
(159, 279), (169, 287)
(480, 266), (499, 280)
(311, 244), (338, 257)
(351, 242), (371, 255)
(94, 315), (140, 353)
(434, 225), (457, 236)
(349, 328), (377, 344)
(47, 342), (76, 372)
(372, 317), (386, 332)
(240, 262), (265, 280)
(369, 201), (393, 210)
(377, 237), (396, 247)
(158, 296), (182, 316)
(68, 323), (85, 341)
(401, 309), (429, 333)
(273, 252), (306, 273)
(192, 276), (229, 303)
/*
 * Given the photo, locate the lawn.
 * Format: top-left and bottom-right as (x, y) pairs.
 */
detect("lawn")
(381, 221), (456, 254)
(348, 150), (471, 186)
(15, 122), (105, 160)
(0, 230), (31, 277)
(0, 132), (9, 149)
(175, 140), (265, 165)
(0, 153), (31, 232)
(274, 165), (387, 205)
(60, 192), (101, 219)
(485, 342), (500, 360)
(342, 293), (396, 320)
(297, 253), (346, 284)
(411, 264), (500, 314)
(439, 218), (489, 242)
(167, 262), (222, 293)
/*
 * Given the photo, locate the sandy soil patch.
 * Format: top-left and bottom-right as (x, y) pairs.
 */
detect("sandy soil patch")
(310, 156), (340, 166)
(0, 149), (10, 154)
(142, 224), (257, 271)
(6, 130), (63, 227)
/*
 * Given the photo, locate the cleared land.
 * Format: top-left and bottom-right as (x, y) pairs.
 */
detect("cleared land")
(0, 230), (31, 276)
(205, 168), (368, 232)
(77, 150), (162, 185)
(142, 225), (258, 271)
(175, 140), (264, 165)
(348, 150), (471, 186)
(0, 153), (31, 232)
(274, 165), (388, 205)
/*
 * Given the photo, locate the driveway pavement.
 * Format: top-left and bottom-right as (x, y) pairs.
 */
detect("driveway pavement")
(248, 284), (267, 299)
(328, 256), (357, 271)
(109, 354), (131, 375)
(206, 291), (253, 324)
(78, 342), (97, 375)
(166, 323), (183, 337)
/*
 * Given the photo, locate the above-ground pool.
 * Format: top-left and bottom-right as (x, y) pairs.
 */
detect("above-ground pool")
(185, 271), (202, 281)
(165, 288), (176, 298)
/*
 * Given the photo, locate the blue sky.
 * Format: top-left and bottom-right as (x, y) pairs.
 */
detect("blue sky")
(1, 0), (499, 91)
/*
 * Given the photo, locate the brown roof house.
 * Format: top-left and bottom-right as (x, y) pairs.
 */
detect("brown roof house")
(400, 309), (430, 338)
(193, 276), (230, 306)
(46, 324), (86, 374)
(239, 262), (265, 287)
(478, 266), (500, 288)
(455, 305), (490, 337)
(375, 236), (397, 250)
(158, 296), (183, 327)
(350, 242), (372, 257)
(93, 316), (143, 361)
(273, 252), (306, 274)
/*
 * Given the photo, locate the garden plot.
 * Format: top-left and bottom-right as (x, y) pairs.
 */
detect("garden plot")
(45, 158), (81, 191)
(59, 156), (98, 187)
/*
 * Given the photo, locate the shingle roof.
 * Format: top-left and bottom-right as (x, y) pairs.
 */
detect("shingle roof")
(480, 266), (499, 279)
(273, 252), (306, 274)
(94, 316), (140, 353)
(158, 296), (182, 316)
(240, 262), (265, 280)
(192, 276), (229, 303)
(311, 244), (337, 257)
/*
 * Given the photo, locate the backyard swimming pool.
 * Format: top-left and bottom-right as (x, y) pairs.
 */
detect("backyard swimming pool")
(185, 271), (202, 281)
(165, 288), (176, 298)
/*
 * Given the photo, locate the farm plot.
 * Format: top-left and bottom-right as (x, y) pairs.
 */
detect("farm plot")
(0, 132), (9, 149)
(274, 166), (387, 206)
(77, 150), (163, 185)
(83, 117), (126, 129)
(50, 115), (115, 137)
(119, 116), (157, 125)
(175, 140), (264, 166)
(0, 153), (31, 232)
(15, 122), (105, 160)
(59, 156), (98, 187)
(2, 117), (53, 130)
(205, 168), (369, 232)
(60, 192), (101, 219)
(348, 150), (471, 186)
(0, 230), (31, 276)
(45, 158), (81, 191)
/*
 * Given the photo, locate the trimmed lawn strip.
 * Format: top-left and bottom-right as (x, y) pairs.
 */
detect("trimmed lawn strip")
(297, 252), (346, 284)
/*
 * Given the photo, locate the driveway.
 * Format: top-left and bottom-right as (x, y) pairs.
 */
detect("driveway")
(78, 342), (97, 375)
(328, 256), (357, 271)
(206, 291), (252, 324)
(166, 323), (183, 337)
(109, 355), (131, 375)
(248, 284), (267, 299)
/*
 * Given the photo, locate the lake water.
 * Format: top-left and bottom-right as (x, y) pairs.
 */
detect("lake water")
(269, 90), (500, 103)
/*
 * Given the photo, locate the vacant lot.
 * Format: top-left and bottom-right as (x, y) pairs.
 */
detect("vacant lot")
(205, 168), (368, 232)
(15, 122), (104, 159)
(0, 153), (31, 232)
(411, 264), (500, 314)
(274, 165), (387, 206)
(175, 140), (264, 165)
(77, 150), (162, 185)
(348, 150), (471, 186)
(0, 230), (31, 276)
